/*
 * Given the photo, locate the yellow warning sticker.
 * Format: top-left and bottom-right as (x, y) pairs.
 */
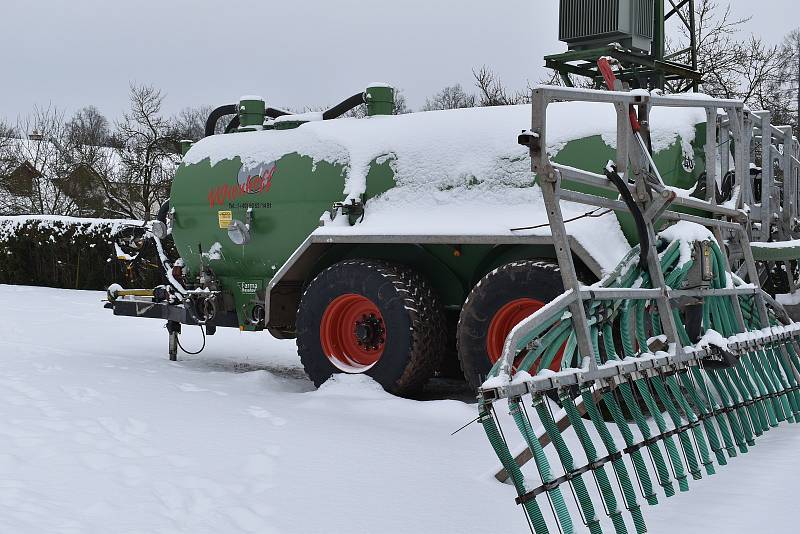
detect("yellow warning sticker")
(218, 210), (232, 229)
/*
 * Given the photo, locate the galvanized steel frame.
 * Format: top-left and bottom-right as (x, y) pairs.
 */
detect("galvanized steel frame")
(481, 84), (800, 402)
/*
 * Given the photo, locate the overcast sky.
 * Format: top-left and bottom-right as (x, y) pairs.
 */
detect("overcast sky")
(0, 0), (796, 122)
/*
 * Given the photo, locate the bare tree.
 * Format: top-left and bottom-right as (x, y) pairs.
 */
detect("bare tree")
(6, 106), (76, 215)
(392, 89), (410, 114)
(110, 84), (180, 220)
(664, 0), (782, 110)
(421, 84), (477, 111)
(0, 119), (17, 173)
(0, 107), (120, 217)
(472, 66), (530, 106)
(59, 107), (119, 217)
(172, 105), (213, 141)
(665, 0), (749, 94)
(66, 106), (111, 147)
(537, 68), (595, 89)
(768, 28), (800, 137)
(0, 120), (20, 214)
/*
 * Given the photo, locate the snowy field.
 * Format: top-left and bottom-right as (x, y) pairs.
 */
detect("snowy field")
(1, 284), (799, 533)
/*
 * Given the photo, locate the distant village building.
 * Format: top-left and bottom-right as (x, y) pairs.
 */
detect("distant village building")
(0, 134), (177, 218)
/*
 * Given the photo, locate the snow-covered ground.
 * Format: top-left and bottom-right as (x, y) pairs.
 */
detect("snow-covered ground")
(1, 284), (799, 533)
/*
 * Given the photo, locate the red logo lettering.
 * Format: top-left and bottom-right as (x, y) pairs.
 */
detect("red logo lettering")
(207, 164), (276, 208)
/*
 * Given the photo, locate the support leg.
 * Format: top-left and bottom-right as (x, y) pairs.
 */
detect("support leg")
(167, 320), (180, 361)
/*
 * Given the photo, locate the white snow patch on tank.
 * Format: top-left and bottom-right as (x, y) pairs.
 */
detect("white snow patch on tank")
(184, 102), (704, 200)
(272, 111), (323, 123)
(184, 102), (705, 273)
(201, 241), (224, 261)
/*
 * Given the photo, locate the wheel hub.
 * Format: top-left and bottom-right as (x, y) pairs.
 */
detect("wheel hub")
(320, 294), (387, 371)
(354, 314), (385, 351)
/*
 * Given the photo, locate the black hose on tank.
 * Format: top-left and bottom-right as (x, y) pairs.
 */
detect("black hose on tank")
(205, 104), (238, 137)
(224, 115), (240, 134)
(322, 93), (366, 120)
(208, 105), (291, 136)
(266, 107), (290, 118)
(605, 165), (650, 272)
(207, 94), (362, 137)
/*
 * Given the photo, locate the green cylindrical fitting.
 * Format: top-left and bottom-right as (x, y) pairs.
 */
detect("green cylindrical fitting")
(179, 139), (193, 156)
(365, 84), (394, 116)
(238, 96), (266, 128)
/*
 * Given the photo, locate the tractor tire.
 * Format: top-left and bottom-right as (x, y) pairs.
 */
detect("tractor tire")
(296, 259), (445, 396)
(457, 260), (564, 390)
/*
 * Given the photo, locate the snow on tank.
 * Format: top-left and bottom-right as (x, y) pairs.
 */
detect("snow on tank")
(183, 101), (706, 273)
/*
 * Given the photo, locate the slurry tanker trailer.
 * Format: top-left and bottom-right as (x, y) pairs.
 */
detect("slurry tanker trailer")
(107, 84), (716, 395)
(107, 1), (800, 530)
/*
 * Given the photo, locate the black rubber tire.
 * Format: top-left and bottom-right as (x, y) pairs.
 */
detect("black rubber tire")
(435, 309), (464, 379)
(457, 260), (563, 391)
(296, 259), (445, 396)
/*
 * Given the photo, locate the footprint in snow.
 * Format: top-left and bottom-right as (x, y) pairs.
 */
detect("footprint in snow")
(61, 386), (101, 403)
(177, 383), (228, 396)
(246, 406), (287, 426)
(246, 406), (271, 418)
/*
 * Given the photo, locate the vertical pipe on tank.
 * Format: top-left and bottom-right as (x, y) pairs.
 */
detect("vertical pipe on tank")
(179, 140), (193, 156)
(238, 97), (266, 130)
(365, 84), (395, 116)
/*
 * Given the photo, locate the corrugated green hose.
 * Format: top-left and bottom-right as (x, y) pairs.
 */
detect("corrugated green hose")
(479, 400), (549, 533)
(533, 394), (603, 534)
(509, 398), (574, 533)
(480, 234), (800, 533)
(560, 391), (629, 534)
(580, 386), (647, 533)
(601, 324), (659, 504)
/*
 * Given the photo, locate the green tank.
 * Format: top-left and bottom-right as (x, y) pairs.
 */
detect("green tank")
(136, 85), (711, 394)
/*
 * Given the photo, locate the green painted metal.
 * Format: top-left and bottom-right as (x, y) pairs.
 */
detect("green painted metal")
(365, 85), (394, 116)
(170, 106), (706, 328)
(238, 97), (266, 129)
(750, 242), (800, 262)
(179, 140), (193, 156)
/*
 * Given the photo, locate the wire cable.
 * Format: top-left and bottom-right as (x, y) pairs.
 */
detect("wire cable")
(176, 324), (206, 355)
(510, 208), (613, 232)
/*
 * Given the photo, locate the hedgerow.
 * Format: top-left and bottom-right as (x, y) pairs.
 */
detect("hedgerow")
(0, 216), (164, 290)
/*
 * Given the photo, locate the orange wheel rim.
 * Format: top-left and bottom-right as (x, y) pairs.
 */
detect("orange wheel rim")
(320, 294), (386, 371)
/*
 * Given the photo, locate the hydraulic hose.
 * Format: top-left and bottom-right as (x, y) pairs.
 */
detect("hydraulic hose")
(322, 93), (366, 120)
(204, 90), (376, 137)
(205, 104), (237, 137)
(605, 165), (650, 271)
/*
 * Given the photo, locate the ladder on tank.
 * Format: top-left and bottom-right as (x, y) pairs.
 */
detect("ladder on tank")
(477, 85), (800, 534)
